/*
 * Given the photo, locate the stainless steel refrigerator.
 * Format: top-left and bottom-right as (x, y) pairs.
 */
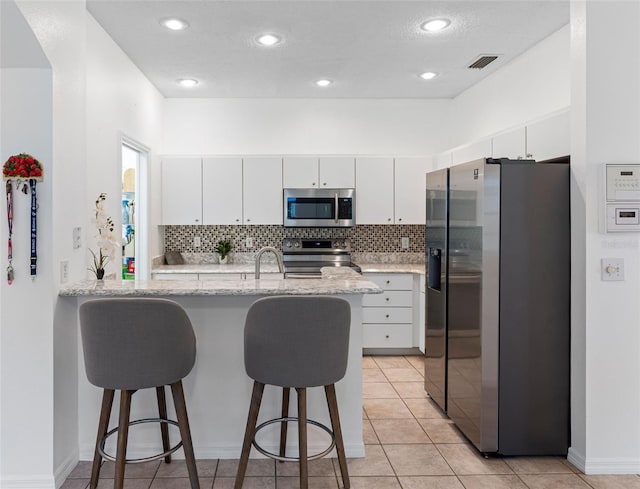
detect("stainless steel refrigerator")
(424, 158), (570, 455)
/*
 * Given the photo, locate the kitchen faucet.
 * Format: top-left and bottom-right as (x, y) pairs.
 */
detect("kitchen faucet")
(255, 246), (284, 279)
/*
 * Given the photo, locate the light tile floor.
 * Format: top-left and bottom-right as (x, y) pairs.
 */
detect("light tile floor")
(63, 355), (640, 489)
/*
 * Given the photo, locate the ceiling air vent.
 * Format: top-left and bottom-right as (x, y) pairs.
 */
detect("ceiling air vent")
(468, 55), (499, 69)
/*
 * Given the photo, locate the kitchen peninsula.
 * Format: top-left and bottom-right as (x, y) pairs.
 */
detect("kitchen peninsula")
(59, 269), (381, 461)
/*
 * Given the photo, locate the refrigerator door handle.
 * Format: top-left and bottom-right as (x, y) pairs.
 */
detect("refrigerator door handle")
(427, 248), (442, 291)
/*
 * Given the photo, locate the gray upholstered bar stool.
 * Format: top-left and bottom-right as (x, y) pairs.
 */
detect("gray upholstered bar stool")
(235, 296), (351, 489)
(79, 298), (199, 489)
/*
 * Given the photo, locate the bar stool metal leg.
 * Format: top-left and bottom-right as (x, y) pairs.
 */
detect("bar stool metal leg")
(156, 386), (172, 464)
(90, 389), (114, 489)
(297, 387), (308, 489)
(171, 381), (200, 489)
(325, 384), (350, 489)
(235, 381), (265, 489)
(279, 387), (290, 460)
(115, 390), (133, 489)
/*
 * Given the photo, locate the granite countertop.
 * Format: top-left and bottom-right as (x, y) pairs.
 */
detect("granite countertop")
(60, 267), (382, 297)
(358, 263), (426, 274)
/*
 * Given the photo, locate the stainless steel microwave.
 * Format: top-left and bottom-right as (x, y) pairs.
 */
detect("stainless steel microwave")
(284, 188), (355, 227)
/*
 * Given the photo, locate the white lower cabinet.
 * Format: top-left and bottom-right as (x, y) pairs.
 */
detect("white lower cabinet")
(199, 273), (243, 280)
(362, 273), (415, 349)
(152, 273), (199, 280)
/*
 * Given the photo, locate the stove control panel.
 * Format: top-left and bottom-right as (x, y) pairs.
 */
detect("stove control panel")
(282, 238), (351, 253)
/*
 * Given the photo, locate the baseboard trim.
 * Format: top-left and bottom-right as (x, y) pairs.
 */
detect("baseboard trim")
(0, 475), (56, 489)
(54, 451), (79, 489)
(567, 447), (586, 472)
(363, 347), (422, 356)
(568, 447), (640, 474)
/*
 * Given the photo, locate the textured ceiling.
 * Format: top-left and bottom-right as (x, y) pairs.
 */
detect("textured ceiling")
(87, 1), (569, 99)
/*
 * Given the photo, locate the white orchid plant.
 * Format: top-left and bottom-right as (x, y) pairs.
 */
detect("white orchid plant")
(89, 193), (118, 279)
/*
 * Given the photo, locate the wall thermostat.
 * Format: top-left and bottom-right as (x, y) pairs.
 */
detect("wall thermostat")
(604, 164), (640, 232)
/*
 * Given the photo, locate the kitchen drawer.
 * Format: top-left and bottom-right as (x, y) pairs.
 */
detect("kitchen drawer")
(152, 273), (199, 280)
(198, 273), (243, 280)
(362, 290), (413, 307)
(363, 324), (413, 348)
(363, 307), (412, 324)
(364, 273), (413, 290)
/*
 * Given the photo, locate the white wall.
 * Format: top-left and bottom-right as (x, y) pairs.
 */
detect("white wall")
(0, 3), (55, 487)
(162, 98), (451, 156)
(86, 13), (165, 276)
(448, 25), (570, 147)
(568, 1), (640, 474)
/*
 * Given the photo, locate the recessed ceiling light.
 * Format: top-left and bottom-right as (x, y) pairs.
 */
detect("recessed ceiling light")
(178, 78), (199, 88)
(160, 18), (189, 31)
(421, 19), (451, 32)
(419, 72), (438, 80)
(256, 33), (282, 47)
(315, 79), (332, 87)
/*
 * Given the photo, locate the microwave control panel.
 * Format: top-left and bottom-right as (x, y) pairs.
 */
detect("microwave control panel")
(604, 164), (640, 232)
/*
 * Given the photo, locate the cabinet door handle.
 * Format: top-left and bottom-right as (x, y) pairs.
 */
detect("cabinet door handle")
(195, 219), (199, 223)
(385, 335), (390, 339)
(385, 297), (390, 302)
(386, 280), (390, 284)
(323, 182), (327, 186)
(385, 314), (390, 318)
(398, 218), (402, 222)
(312, 182), (316, 186)
(246, 218), (251, 222)
(235, 218), (240, 222)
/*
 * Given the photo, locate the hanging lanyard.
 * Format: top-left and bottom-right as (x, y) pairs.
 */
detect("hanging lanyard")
(30, 179), (37, 278)
(6, 180), (14, 284)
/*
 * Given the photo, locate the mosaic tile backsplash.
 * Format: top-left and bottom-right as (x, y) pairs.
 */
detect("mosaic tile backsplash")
(164, 224), (425, 257)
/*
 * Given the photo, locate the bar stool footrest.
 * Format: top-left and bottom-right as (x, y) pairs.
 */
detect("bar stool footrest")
(98, 417), (183, 464)
(252, 416), (336, 462)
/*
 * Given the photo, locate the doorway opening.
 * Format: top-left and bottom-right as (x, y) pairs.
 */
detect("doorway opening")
(121, 139), (148, 280)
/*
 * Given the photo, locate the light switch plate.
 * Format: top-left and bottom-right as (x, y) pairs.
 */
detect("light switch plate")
(401, 237), (409, 249)
(601, 258), (624, 281)
(245, 237), (253, 248)
(194, 236), (201, 248)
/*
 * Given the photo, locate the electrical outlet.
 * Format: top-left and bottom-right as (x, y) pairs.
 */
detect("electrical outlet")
(245, 237), (253, 248)
(401, 237), (410, 249)
(60, 260), (69, 283)
(72, 227), (82, 249)
(194, 236), (201, 248)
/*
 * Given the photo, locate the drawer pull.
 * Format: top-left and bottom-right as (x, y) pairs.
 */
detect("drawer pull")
(385, 314), (390, 318)
(386, 280), (390, 284)
(385, 335), (390, 339)
(385, 297), (390, 302)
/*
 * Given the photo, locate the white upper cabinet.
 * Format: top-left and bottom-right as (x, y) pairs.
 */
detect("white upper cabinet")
(283, 157), (318, 188)
(161, 157), (202, 225)
(319, 157), (355, 188)
(243, 157), (283, 224)
(492, 127), (526, 160)
(526, 110), (570, 162)
(283, 156), (355, 188)
(202, 157), (243, 225)
(394, 157), (431, 224)
(451, 139), (492, 166)
(356, 157), (394, 224)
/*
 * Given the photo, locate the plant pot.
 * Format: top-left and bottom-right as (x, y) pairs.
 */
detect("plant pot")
(219, 256), (228, 265)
